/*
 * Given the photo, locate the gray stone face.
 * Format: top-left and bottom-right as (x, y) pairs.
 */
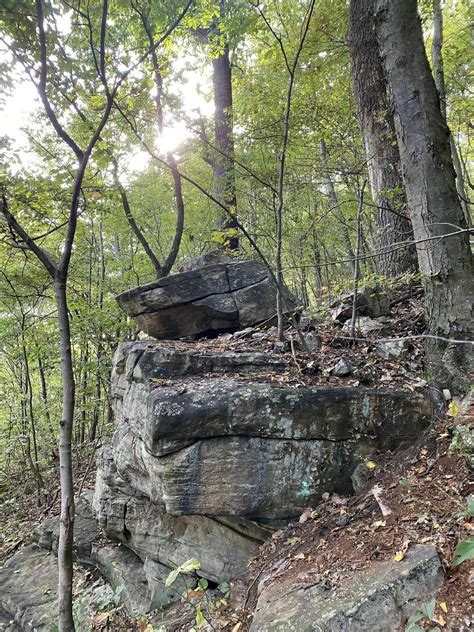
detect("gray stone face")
(91, 341), (435, 588)
(92, 544), (153, 615)
(116, 260), (297, 339)
(376, 339), (410, 360)
(0, 545), (58, 631)
(250, 545), (444, 631)
(330, 286), (390, 322)
(32, 493), (100, 564)
(108, 342), (432, 521)
(93, 462), (270, 582)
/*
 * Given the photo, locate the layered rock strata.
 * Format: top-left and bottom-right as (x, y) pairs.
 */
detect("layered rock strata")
(92, 340), (434, 587)
(116, 259), (297, 339)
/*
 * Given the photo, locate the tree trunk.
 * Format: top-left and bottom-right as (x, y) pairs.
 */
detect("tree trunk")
(374, 0), (474, 393)
(37, 351), (57, 459)
(319, 139), (357, 276)
(348, 0), (417, 277)
(212, 40), (238, 249)
(54, 279), (75, 631)
(431, 0), (472, 227)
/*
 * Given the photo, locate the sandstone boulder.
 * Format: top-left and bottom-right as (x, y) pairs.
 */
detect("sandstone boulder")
(93, 449), (271, 582)
(0, 545), (58, 631)
(250, 545), (443, 631)
(116, 260), (297, 339)
(330, 286), (390, 322)
(92, 341), (434, 585)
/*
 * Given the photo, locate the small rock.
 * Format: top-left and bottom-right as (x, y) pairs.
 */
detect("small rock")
(304, 360), (319, 373)
(300, 332), (322, 352)
(219, 333), (233, 341)
(252, 332), (266, 340)
(330, 357), (353, 377)
(375, 339), (409, 361)
(330, 286), (390, 322)
(343, 316), (388, 336)
(351, 462), (372, 494)
(273, 341), (287, 353)
(442, 389), (452, 401)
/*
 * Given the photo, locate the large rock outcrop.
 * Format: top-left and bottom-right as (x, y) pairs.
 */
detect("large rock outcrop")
(92, 340), (434, 588)
(116, 259), (297, 339)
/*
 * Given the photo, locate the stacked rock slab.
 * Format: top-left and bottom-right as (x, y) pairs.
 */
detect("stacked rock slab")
(92, 340), (434, 587)
(116, 259), (297, 339)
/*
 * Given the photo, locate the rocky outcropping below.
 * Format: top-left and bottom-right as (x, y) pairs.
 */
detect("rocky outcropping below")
(116, 259), (297, 339)
(91, 341), (434, 593)
(0, 337), (441, 630)
(250, 545), (444, 631)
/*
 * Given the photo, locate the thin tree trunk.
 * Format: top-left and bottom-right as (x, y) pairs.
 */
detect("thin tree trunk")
(319, 139), (357, 276)
(22, 341), (44, 491)
(375, 0), (474, 393)
(138, 7), (185, 275)
(90, 221), (106, 443)
(112, 160), (163, 278)
(431, 0), (472, 227)
(212, 38), (238, 249)
(37, 351), (57, 459)
(349, 0), (417, 277)
(54, 279), (75, 631)
(79, 343), (89, 444)
(350, 183), (366, 336)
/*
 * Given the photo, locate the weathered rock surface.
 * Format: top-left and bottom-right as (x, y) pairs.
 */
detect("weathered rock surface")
(90, 340), (434, 591)
(116, 260), (297, 339)
(0, 545), (58, 631)
(108, 341), (433, 519)
(32, 492), (100, 564)
(331, 286), (390, 322)
(250, 545), (444, 631)
(178, 249), (234, 272)
(93, 449), (272, 582)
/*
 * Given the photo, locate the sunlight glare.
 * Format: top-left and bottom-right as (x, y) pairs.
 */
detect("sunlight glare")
(156, 122), (189, 155)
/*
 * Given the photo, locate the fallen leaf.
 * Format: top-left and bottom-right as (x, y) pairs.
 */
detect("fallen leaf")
(440, 602), (448, 613)
(394, 551), (405, 562)
(366, 461), (377, 470)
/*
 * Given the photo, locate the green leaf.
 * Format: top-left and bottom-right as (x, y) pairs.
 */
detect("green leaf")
(407, 610), (423, 625)
(179, 558), (201, 574)
(198, 578), (208, 590)
(164, 568), (180, 587)
(195, 606), (207, 629)
(420, 598), (436, 621)
(467, 496), (474, 518)
(452, 537), (474, 567)
(218, 581), (230, 595)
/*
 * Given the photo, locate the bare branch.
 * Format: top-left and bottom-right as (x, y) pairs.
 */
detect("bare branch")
(35, 0), (84, 161)
(1, 195), (58, 278)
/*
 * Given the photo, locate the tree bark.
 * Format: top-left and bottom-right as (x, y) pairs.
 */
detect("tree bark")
(374, 0), (474, 393)
(212, 38), (238, 249)
(348, 0), (417, 277)
(54, 279), (75, 630)
(431, 0), (471, 227)
(319, 139), (357, 276)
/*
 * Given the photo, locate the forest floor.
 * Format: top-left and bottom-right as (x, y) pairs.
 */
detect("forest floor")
(146, 281), (428, 392)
